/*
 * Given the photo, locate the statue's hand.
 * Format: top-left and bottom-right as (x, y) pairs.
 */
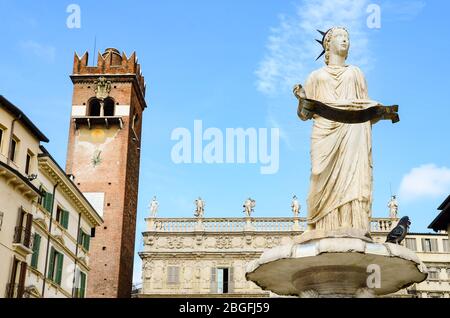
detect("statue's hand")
(293, 84), (306, 100)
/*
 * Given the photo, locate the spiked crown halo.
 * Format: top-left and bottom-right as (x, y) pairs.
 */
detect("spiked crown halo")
(315, 27), (349, 61)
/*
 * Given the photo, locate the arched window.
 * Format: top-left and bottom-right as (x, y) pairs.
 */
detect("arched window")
(88, 99), (101, 116)
(104, 98), (115, 116)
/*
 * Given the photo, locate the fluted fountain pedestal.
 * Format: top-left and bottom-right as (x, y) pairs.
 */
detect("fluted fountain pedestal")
(246, 229), (428, 298)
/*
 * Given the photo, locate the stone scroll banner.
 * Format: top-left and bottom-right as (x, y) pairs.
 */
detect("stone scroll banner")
(297, 98), (400, 124)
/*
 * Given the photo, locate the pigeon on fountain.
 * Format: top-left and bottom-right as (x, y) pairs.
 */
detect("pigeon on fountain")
(385, 216), (411, 244)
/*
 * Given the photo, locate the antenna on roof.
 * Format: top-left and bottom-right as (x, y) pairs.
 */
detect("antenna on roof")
(92, 36), (97, 66)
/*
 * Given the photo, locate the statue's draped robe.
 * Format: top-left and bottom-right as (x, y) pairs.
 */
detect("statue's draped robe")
(304, 65), (374, 232)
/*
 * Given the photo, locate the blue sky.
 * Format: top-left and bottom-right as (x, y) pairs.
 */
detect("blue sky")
(1, 0), (449, 284)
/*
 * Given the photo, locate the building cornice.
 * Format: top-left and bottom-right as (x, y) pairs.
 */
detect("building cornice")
(38, 155), (103, 227)
(0, 160), (41, 200)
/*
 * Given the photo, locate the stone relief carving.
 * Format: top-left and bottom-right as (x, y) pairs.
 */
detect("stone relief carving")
(216, 236), (232, 249)
(94, 77), (112, 99)
(266, 236), (281, 248)
(195, 234), (203, 246)
(146, 236), (155, 246)
(143, 260), (153, 280)
(167, 237), (183, 249)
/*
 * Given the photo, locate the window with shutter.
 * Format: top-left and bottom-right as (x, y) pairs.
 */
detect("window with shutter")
(84, 234), (90, 251)
(0, 128), (3, 151)
(79, 271), (86, 298)
(62, 210), (69, 229)
(44, 192), (53, 212)
(228, 267), (234, 294)
(31, 233), (41, 268)
(47, 248), (55, 279)
(38, 186), (43, 205)
(210, 268), (217, 293)
(9, 137), (18, 162)
(17, 262), (27, 298)
(77, 229), (83, 245)
(8, 257), (19, 298)
(24, 213), (33, 248)
(55, 253), (64, 285)
(217, 268), (229, 294)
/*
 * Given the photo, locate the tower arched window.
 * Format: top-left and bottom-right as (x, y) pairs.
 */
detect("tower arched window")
(104, 98), (115, 116)
(88, 99), (101, 117)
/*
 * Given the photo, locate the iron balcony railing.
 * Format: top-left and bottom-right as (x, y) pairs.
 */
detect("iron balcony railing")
(13, 226), (32, 249)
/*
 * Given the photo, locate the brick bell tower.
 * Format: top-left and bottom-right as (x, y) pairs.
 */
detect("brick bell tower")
(66, 48), (146, 298)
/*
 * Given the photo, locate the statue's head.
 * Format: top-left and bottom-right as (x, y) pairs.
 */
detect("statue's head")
(324, 27), (349, 64)
(316, 27), (350, 65)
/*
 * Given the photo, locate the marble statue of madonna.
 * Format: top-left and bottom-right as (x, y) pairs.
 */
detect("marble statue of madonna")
(297, 27), (381, 233)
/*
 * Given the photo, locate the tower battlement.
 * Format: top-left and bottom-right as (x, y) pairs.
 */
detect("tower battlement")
(73, 48), (146, 97)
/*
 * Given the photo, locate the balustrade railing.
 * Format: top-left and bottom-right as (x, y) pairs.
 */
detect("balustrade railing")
(146, 217), (398, 233)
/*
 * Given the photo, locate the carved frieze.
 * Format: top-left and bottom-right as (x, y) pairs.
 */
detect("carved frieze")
(216, 236), (232, 249)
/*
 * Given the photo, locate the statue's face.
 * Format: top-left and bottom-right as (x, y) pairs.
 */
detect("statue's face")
(329, 29), (349, 57)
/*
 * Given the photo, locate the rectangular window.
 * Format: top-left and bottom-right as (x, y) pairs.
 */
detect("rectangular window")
(55, 207), (69, 229)
(79, 271), (86, 298)
(78, 229), (90, 251)
(25, 151), (32, 175)
(14, 209), (32, 248)
(428, 269), (440, 280)
(6, 257), (27, 298)
(217, 268), (229, 294)
(443, 239), (449, 253)
(74, 269), (87, 298)
(405, 238), (417, 251)
(30, 233), (41, 268)
(0, 128), (3, 153)
(41, 190), (53, 213)
(422, 239), (438, 252)
(167, 266), (180, 284)
(9, 137), (18, 162)
(47, 247), (64, 285)
(210, 267), (234, 294)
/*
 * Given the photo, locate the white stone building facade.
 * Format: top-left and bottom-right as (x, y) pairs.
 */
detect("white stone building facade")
(139, 217), (450, 298)
(0, 96), (103, 298)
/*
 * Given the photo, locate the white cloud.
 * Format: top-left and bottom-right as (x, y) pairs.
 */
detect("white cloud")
(256, 0), (371, 96)
(20, 40), (56, 62)
(399, 164), (450, 202)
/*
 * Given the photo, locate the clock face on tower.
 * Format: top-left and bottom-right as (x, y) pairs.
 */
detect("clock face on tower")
(91, 149), (102, 167)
